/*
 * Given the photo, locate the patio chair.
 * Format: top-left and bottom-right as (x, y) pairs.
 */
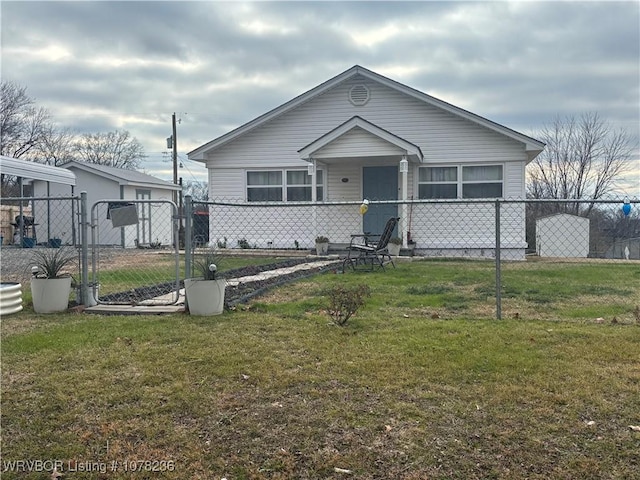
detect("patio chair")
(342, 217), (399, 272)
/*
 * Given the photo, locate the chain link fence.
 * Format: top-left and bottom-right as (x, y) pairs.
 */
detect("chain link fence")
(0, 196), (81, 286)
(186, 196), (639, 318)
(1, 194), (637, 316)
(189, 197), (638, 257)
(89, 199), (180, 305)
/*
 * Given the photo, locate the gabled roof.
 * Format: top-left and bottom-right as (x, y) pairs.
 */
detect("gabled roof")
(60, 161), (181, 191)
(0, 155), (76, 186)
(189, 65), (545, 160)
(298, 116), (424, 162)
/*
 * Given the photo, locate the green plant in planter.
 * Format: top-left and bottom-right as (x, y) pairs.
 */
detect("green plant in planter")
(192, 249), (226, 280)
(389, 237), (403, 246)
(315, 236), (330, 255)
(187, 248), (227, 316)
(29, 247), (77, 279)
(29, 247), (77, 314)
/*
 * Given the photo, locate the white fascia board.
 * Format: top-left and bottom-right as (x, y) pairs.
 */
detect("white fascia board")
(355, 67), (546, 153)
(125, 181), (182, 191)
(188, 67), (362, 161)
(298, 116), (423, 161)
(189, 64), (545, 160)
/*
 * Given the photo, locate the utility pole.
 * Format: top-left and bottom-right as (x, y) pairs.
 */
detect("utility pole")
(172, 112), (178, 205)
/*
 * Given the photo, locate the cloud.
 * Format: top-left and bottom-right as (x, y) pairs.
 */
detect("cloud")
(1, 1), (638, 191)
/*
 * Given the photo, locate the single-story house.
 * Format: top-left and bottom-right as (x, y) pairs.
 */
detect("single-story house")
(32, 161), (181, 247)
(536, 213), (590, 258)
(188, 65), (545, 259)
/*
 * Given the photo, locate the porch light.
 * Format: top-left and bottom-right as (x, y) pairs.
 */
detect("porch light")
(399, 156), (408, 173)
(307, 162), (315, 175)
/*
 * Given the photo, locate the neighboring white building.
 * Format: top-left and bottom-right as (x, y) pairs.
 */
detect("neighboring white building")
(32, 161), (181, 247)
(189, 65), (545, 259)
(536, 213), (590, 258)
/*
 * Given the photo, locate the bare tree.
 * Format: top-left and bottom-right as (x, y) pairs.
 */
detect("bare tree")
(527, 112), (636, 216)
(183, 180), (209, 202)
(35, 125), (78, 166)
(73, 130), (146, 169)
(0, 81), (52, 159)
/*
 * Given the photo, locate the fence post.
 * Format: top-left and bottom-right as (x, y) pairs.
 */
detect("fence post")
(184, 195), (192, 280)
(495, 199), (502, 320)
(80, 191), (90, 305)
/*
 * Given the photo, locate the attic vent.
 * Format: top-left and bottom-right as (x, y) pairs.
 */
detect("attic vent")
(349, 84), (370, 106)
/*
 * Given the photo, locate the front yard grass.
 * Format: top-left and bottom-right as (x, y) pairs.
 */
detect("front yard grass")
(2, 260), (639, 479)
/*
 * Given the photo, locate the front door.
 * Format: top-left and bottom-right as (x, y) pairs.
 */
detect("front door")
(363, 166), (398, 235)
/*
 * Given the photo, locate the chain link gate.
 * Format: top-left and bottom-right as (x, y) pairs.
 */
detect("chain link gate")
(89, 199), (181, 306)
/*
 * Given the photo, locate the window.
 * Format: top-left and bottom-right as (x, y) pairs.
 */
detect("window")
(462, 165), (503, 198)
(247, 171), (283, 202)
(418, 167), (457, 199)
(247, 170), (324, 202)
(418, 165), (503, 199)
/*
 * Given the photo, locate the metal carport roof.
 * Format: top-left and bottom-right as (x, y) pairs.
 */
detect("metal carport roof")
(0, 155), (76, 186)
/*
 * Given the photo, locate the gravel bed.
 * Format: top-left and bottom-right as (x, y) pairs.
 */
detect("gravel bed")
(98, 258), (341, 307)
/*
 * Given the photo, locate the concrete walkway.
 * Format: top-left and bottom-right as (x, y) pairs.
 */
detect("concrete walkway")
(84, 259), (341, 315)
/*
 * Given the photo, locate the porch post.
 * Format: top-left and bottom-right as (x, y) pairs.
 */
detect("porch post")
(308, 158), (318, 243)
(399, 155), (409, 247)
(308, 159), (317, 202)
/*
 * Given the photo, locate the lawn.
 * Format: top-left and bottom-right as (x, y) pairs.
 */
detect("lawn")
(2, 260), (639, 479)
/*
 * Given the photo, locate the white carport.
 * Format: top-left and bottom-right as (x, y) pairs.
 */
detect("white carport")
(1, 155), (77, 187)
(0, 155), (77, 246)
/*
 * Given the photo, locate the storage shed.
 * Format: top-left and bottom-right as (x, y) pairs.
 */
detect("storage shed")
(536, 213), (590, 258)
(31, 161), (181, 247)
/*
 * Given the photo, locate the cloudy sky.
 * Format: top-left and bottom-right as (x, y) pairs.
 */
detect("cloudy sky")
(2, 1), (639, 193)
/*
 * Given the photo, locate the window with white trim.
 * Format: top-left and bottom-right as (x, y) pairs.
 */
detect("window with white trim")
(418, 165), (503, 199)
(247, 169), (324, 202)
(462, 165), (503, 198)
(418, 166), (457, 199)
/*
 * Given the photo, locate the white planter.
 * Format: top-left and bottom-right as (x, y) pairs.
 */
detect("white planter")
(31, 277), (72, 313)
(315, 242), (329, 256)
(388, 243), (401, 256)
(184, 278), (226, 316)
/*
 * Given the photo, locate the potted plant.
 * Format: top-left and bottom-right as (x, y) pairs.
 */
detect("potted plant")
(30, 247), (76, 313)
(388, 237), (402, 256)
(315, 236), (329, 256)
(184, 248), (226, 316)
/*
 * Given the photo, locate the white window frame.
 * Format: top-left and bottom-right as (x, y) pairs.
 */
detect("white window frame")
(461, 165), (503, 199)
(246, 169), (324, 202)
(417, 164), (504, 199)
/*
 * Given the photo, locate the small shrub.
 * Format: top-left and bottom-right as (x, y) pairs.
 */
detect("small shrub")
(237, 238), (250, 249)
(326, 284), (371, 326)
(217, 237), (228, 249)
